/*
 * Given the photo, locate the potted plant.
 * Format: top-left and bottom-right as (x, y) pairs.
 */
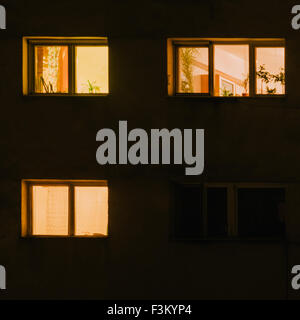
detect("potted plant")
(272, 67), (285, 93)
(256, 64), (272, 94)
(86, 80), (100, 94)
(180, 48), (196, 93)
(266, 87), (276, 94)
(221, 88), (233, 97)
(242, 74), (249, 96)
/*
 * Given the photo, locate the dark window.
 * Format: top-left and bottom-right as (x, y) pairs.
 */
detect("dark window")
(173, 184), (286, 240)
(174, 185), (202, 238)
(207, 187), (228, 237)
(238, 188), (285, 237)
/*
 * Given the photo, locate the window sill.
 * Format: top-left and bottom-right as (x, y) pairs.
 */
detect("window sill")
(168, 94), (287, 100)
(23, 93), (110, 98)
(170, 236), (286, 243)
(20, 235), (109, 239)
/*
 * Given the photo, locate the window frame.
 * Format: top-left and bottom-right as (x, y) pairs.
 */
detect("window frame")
(172, 182), (287, 241)
(169, 38), (286, 98)
(24, 37), (109, 96)
(21, 179), (109, 238)
(253, 43), (286, 96)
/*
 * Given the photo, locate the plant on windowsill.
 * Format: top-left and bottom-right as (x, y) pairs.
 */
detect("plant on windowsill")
(40, 76), (54, 93)
(221, 88), (234, 97)
(86, 80), (100, 94)
(256, 64), (272, 94)
(266, 87), (277, 94)
(256, 64), (285, 95)
(272, 67), (285, 93)
(242, 74), (249, 96)
(180, 48), (196, 93)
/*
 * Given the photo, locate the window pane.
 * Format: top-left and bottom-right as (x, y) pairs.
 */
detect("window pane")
(75, 186), (108, 236)
(177, 47), (209, 93)
(35, 46), (68, 93)
(238, 188), (285, 237)
(256, 47), (285, 95)
(174, 185), (203, 238)
(32, 186), (69, 235)
(214, 45), (249, 96)
(207, 188), (228, 237)
(75, 46), (109, 94)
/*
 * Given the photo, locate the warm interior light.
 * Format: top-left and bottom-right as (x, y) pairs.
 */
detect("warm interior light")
(74, 186), (108, 236)
(256, 47), (285, 95)
(35, 46), (68, 93)
(75, 46), (109, 94)
(32, 186), (69, 235)
(214, 45), (249, 96)
(178, 47), (209, 93)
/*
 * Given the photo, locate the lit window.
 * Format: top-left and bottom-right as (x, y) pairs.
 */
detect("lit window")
(23, 38), (108, 95)
(214, 45), (249, 97)
(32, 186), (69, 235)
(256, 47), (285, 95)
(22, 180), (108, 237)
(75, 186), (108, 236)
(168, 39), (285, 97)
(177, 47), (209, 94)
(173, 183), (285, 239)
(76, 46), (108, 94)
(35, 46), (69, 93)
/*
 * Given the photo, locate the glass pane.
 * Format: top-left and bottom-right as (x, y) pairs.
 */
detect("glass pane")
(32, 186), (69, 235)
(75, 186), (108, 236)
(35, 46), (68, 93)
(75, 46), (109, 94)
(174, 185), (203, 238)
(238, 188), (285, 237)
(214, 45), (249, 96)
(177, 47), (209, 93)
(207, 188), (227, 237)
(256, 47), (285, 95)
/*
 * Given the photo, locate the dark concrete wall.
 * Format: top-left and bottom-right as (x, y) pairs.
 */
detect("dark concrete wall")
(0, 0), (300, 299)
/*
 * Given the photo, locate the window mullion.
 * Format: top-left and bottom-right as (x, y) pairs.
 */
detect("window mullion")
(203, 186), (207, 237)
(69, 184), (75, 236)
(29, 44), (34, 94)
(209, 42), (214, 96)
(68, 44), (75, 94)
(227, 185), (236, 237)
(174, 45), (178, 94)
(249, 44), (255, 97)
(29, 184), (33, 236)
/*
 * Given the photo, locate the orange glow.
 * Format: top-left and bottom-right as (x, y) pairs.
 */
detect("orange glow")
(32, 186), (69, 235)
(256, 47), (285, 95)
(178, 47), (209, 93)
(74, 186), (108, 236)
(214, 45), (249, 96)
(75, 46), (109, 94)
(35, 46), (68, 93)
